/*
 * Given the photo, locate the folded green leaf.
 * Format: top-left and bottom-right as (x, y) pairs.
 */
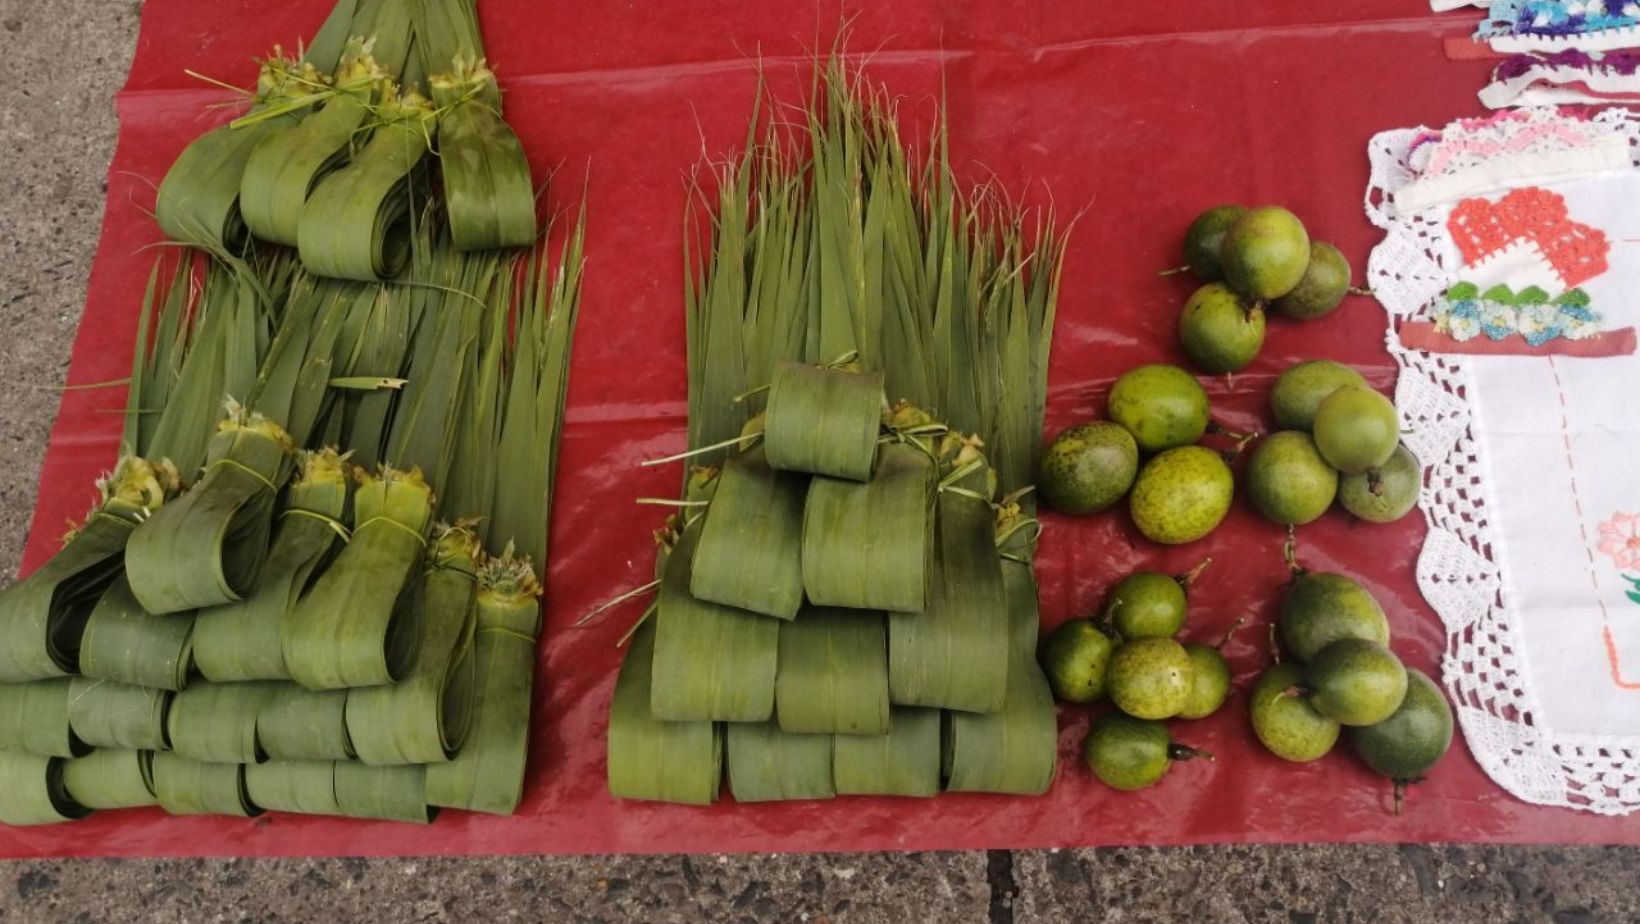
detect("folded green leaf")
(334, 762), (432, 823)
(0, 678), (87, 758)
(762, 362), (883, 481)
(0, 752), (90, 825)
(689, 447), (805, 620)
(605, 618), (722, 805)
(725, 721), (834, 803)
(78, 575), (196, 693)
(650, 522), (778, 722)
(775, 607), (889, 735)
(67, 678), (170, 751)
(832, 706), (941, 797)
(151, 751), (257, 817)
(244, 759), (343, 816)
(167, 681), (282, 764)
(257, 686), (354, 761)
(62, 749), (157, 811)
(801, 442), (932, 613)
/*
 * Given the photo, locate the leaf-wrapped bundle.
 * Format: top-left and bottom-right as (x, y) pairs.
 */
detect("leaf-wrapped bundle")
(244, 760), (343, 816)
(0, 753), (90, 826)
(774, 607), (889, 735)
(605, 619), (722, 806)
(688, 448), (805, 620)
(762, 362), (883, 481)
(257, 686), (353, 761)
(62, 749), (157, 810)
(66, 678), (170, 751)
(78, 576), (195, 692)
(832, 706), (942, 797)
(151, 752), (257, 817)
(725, 721), (834, 803)
(801, 442), (932, 613)
(0, 678), (87, 757)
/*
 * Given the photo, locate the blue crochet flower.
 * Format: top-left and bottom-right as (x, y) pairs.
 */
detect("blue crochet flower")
(1480, 301), (1518, 341)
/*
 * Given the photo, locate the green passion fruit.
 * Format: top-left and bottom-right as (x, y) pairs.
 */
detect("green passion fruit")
(1304, 639), (1409, 727)
(1102, 571), (1188, 640)
(1246, 431), (1339, 527)
(1083, 713), (1212, 791)
(1179, 283), (1266, 374)
(1221, 206), (1311, 302)
(1107, 364), (1210, 454)
(1129, 446), (1234, 545)
(1040, 618), (1117, 703)
(1106, 638), (1194, 720)
(1313, 385), (1400, 474)
(1180, 204), (1247, 281)
(1278, 571), (1391, 663)
(1250, 662), (1340, 762)
(1038, 422), (1140, 515)
(1349, 668), (1454, 813)
(1270, 360), (1368, 431)
(1338, 442), (1421, 524)
(1271, 241), (1352, 320)
(1178, 642), (1232, 720)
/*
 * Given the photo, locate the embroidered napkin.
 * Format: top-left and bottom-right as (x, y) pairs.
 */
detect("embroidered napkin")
(1368, 107), (1640, 815)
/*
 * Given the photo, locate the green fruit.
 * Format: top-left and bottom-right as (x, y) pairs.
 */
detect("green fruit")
(1040, 619), (1116, 703)
(1305, 640), (1408, 727)
(1270, 360), (1368, 431)
(1339, 443), (1421, 524)
(1179, 283), (1266, 374)
(1107, 638), (1193, 719)
(1178, 642), (1232, 720)
(1279, 572), (1390, 662)
(1271, 242), (1352, 320)
(1082, 714), (1208, 791)
(1246, 431), (1339, 526)
(1103, 571), (1187, 639)
(1037, 422), (1139, 514)
(1349, 669), (1453, 781)
(1221, 206), (1311, 301)
(1181, 205), (1246, 281)
(1129, 446), (1234, 545)
(1313, 385), (1400, 474)
(1250, 662), (1339, 762)
(1107, 364), (1209, 454)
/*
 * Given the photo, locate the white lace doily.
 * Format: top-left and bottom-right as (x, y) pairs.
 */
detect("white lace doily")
(1366, 110), (1640, 816)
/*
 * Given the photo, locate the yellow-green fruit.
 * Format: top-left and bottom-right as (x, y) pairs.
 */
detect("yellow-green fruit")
(1250, 662), (1339, 762)
(1313, 385), (1400, 474)
(1107, 638), (1194, 720)
(1107, 364), (1209, 454)
(1221, 206), (1311, 301)
(1338, 443), (1421, 524)
(1103, 571), (1187, 639)
(1179, 283), (1266, 374)
(1305, 639), (1409, 727)
(1271, 360), (1367, 431)
(1040, 619), (1116, 703)
(1178, 643), (1231, 719)
(1279, 572), (1390, 663)
(1038, 422), (1139, 515)
(1246, 431), (1339, 526)
(1272, 242), (1352, 320)
(1349, 668), (1453, 781)
(1129, 446), (1234, 545)
(1181, 205), (1247, 281)
(1082, 714), (1173, 791)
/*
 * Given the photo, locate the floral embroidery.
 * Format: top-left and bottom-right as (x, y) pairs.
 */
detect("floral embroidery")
(1448, 188), (1609, 290)
(1597, 511), (1640, 604)
(1434, 282), (1601, 345)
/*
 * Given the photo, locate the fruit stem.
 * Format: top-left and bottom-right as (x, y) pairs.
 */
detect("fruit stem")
(1268, 622), (1282, 665)
(1367, 467), (1385, 498)
(1283, 525), (1308, 580)
(1394, 779), (1407, 817)
(1157, 265), (1191, 277)
(1176, 557), (1213, 590)
(1216, 616), (1246, 651)
(1168, 744), (1215, 763)
(1278, 684), (1311, 699)
(1348, 286), (1375, 298)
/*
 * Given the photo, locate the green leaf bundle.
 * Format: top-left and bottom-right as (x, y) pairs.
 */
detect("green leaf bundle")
(887, 491), (1008, 714)
(774, 608), (889, 735)
(0, 678), (87, 758)
(62, 749), (157, 811)
(832, 706), (942, 797)
(283, 466), (433, 690)
(605, 619), (722, 805)
(166, 681), (282, 764)
(688, 447), (805, 620)
(650, 522), (778, 723)
(335, 762), (433, 823)
(67, 678), (170, 751)
(0, 459), (177, 681)
(193, 449), (352, 682)
(298, 92), (435, 281)
(725, 721), (834, 803)
(761, 362), (883, 481)
(0, 752), (90, 826)
(801, 442), (933, 613)
(423, 553), (536, 814)
(151, 751), (258, 816)
(257, 686), (353, 761)
(430, 60), (537, 251)
(125, 411), (296, 614)
(347, 524), (478, 765)
(244, 760), (343, 816)
(78, 576), (195, 692)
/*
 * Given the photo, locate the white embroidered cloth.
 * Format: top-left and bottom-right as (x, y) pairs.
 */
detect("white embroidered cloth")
(1367, 108), (1640, 815)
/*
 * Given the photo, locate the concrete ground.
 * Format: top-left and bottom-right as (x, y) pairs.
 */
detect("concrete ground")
(1, 1), (1637, 921)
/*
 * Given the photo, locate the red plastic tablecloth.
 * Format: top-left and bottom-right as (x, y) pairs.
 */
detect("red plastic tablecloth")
(7, 1), (1637, 858)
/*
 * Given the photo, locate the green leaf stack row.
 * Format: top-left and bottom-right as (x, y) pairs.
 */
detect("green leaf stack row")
(0, 0), (580, 826)
(607, 57), (1071, 804)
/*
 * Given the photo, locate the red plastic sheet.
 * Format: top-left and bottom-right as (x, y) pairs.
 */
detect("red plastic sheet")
(7, 0), (1639, 858)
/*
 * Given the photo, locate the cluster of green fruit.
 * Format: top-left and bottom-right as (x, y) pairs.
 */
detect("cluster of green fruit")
(1171, 205), (1360, 374)
(1038, 364), (1234, 544)
(1247, 361), (1419, 527)
(1040, 564), (1231, 790)
(1251, 570), (1453, 811)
